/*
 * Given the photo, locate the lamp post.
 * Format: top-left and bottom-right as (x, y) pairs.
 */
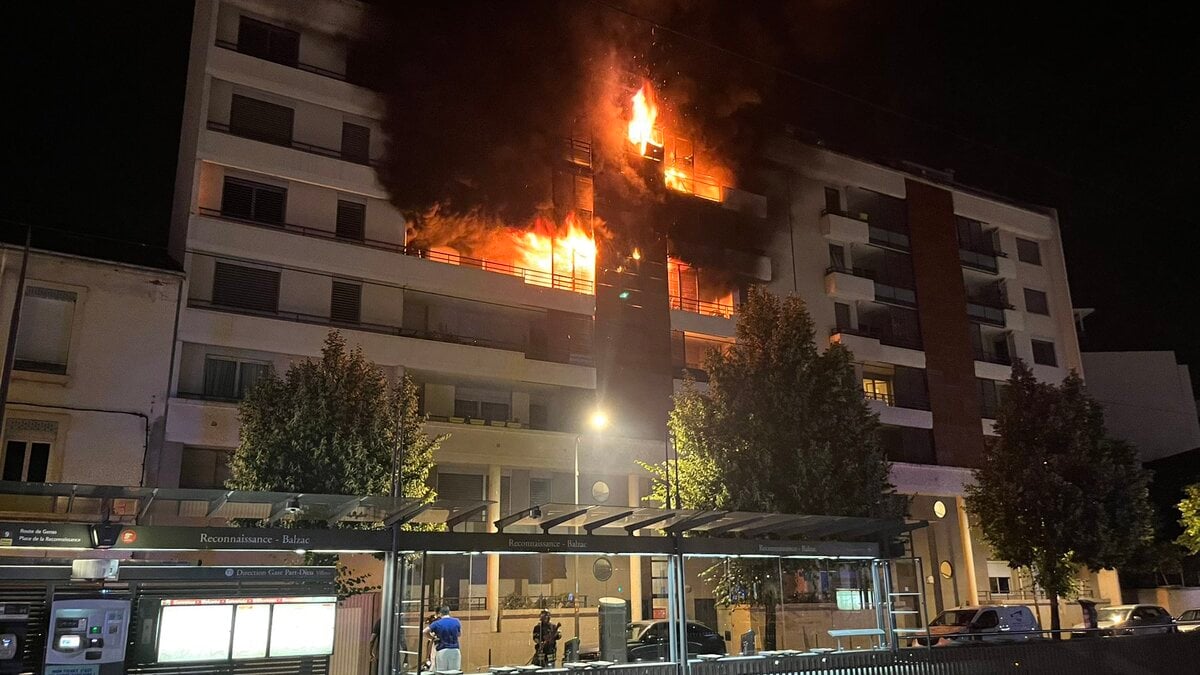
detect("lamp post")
(575, 409), (610, 506)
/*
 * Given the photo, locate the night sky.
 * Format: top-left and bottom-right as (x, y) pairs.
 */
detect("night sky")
(2, 2), (1195, 392)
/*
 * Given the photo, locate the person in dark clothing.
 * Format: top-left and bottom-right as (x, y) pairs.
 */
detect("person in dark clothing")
(532, 610), (562, 667)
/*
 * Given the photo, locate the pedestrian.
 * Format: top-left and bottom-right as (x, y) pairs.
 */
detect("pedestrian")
(531, 610), (562, 667)
(428, 606), (462, 672)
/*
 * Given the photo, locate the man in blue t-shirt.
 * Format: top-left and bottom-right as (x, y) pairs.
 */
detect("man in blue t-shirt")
(428, 606), (462, 672)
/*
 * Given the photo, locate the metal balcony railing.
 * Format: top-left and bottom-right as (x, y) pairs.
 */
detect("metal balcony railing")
(669, 294), (734, 318)
(196, 208), (595, 295)
(206, 120), (379, 167)
(215, 39), (352, 82)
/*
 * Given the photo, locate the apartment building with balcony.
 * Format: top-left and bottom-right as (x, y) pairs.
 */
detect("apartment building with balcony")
(166, 0), (1115, 633)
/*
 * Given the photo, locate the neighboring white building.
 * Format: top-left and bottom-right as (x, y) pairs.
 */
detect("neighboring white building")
(1082, 351), (1200, 462)
(165, 0), (1113, 632)
(0, 244), (182, 487)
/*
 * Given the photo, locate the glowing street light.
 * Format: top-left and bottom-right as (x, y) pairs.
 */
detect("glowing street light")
(589, 409), (610, 431)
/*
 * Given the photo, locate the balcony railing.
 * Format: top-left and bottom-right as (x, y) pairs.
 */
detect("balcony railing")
(214, 39), (352, 83)
(206, 120), (378, 167)
(868, 226), (910, 251)
(196, 208), (595, 295)
(863, 389), (895, 406)
(974, 348), (1012, 365)
(831, 325), (923, 352)
(959, 245), (1006, 273)
(669, 294), (734, 319)
(968, 301), (1008, 326)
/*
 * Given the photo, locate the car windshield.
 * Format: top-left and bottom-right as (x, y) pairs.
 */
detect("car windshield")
(1098, 608), (1130, 624)
(931, 610), (977, 627)
(627, 622), (653, 641)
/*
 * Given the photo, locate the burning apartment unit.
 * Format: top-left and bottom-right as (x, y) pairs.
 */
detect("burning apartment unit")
(162, 0), (1117, 648)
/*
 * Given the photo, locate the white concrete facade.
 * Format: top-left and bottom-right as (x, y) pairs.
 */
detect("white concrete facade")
(0, 246), (182, 487)
(1082, 351), (1200, 461)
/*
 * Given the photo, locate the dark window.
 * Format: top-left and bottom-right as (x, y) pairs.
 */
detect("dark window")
(834, 302), (852, 332)
(229, 94), (294, 146)
(529, 403), (549, 430)
(1024, 288), (1050, 315)
(2, 440), (50, 482)
(989, 577), (1011, 594)
(336, 200), (366, 240)
(979, 378), (1007, 419)
(236, 16), (300, 66)
(221, 177), (286, 224)
(894, 366), (930, 409)
(203, 358), (270, 400)
(179, 447), (233, 489)
(879, 426), (934, 464)
(529, 477), (552, 506)
(828, 244), (846, 270)
(454, 399), (479, 419)
(341, 122), (371, 163)
(14, 286), (76, 374)
(212, 262), (281, 313)
(480, 401), (510, 422)
(438, 472), (485, 502)
(824, 187), (841, 213)
(974, 611), (999, 629)
(1016, 237), (1042, 265)
(1031, 339), (1057, 367)
(330, 281), (362, 324)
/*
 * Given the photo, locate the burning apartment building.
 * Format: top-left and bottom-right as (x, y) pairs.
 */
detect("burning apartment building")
(160, 0), (1115, 667)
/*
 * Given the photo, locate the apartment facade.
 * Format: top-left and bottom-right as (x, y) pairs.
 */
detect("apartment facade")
(0, 243), (182, 488)
(167, 0), (1115, 633)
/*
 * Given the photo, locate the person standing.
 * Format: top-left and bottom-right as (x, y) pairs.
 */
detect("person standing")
(428, 606), (462, 672)
(532, 610), (562, 667)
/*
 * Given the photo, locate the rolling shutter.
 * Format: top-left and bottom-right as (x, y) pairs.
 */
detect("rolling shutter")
(341, 123), (370, 163)
(230, 94), (294, 146)
(336, 200), (366, 240)
(212, 263), (280, 313)
(330, 281), (361, 324)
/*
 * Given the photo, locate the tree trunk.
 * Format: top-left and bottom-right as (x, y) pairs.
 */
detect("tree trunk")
(1049, 592), (1061, 639)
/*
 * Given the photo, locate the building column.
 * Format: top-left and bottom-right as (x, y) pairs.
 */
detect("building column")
(1095, 569), (1121, 604)
(955, 496), (980, 606)
(628, 473), (644, 621)
(487, 464), (501, 630)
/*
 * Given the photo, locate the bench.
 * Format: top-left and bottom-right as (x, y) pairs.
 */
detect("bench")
(826, 628), (885, 651)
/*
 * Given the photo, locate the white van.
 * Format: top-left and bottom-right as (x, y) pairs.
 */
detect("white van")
(912, 605), (1041, 646)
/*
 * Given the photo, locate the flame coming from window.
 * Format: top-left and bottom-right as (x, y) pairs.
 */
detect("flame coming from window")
(627, 85), (662, 156)
(512, 214), (596, 293)
(627, 83), (722, 202)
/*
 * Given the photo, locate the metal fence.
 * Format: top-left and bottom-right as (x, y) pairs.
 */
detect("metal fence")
(683, 632), (1200, 675)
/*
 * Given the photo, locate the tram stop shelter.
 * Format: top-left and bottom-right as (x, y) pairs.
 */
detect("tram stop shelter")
(0, 481), (924, 675)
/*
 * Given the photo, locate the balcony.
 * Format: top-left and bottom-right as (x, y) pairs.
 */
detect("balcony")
(207, 120), (377, 167)
(195, 207), (594, 296)
(215, 38), (351, 83)
(669, 294), (733, 319)
(967, 292), (1011, 327)
(868, 226), (910, 251)
(830, 327), (925, 368)
(824, 266), (876, 303)
(959, 245), (1006, 274)
(820, 209), (870, 244)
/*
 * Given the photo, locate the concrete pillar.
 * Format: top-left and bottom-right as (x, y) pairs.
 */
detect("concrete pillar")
(1095, 569), (1121, 604)
(487, 463), (501, 630)
(628, 473), (643, 621)
(955, 496), (979, 605)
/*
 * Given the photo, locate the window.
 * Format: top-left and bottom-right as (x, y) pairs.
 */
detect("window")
(1024, 288), (1050, 315)
(1031, 339), (1057, 367)
(341, 122), (370, 164)
(14, 287), (76, 374)
(479, 401), (510, 422)
(862, 377), (893, 405)
(237, 16), (300, 67)
(979, 378), (1006, 419)
(973, 610), (999, 629)
(529, 477), (552, 506)
(834, 302), (852, 332)
(221, 177), (286, 225)
(2, 440), (50, 482)
(879, 426), (934, 464)
(824, 186), (841, 213)
(987, 561), (1013, 594)
(894, 366), (929, 409)
(828, 244), (846, 271)
(330, 281), (362, 324)
(229, 94), (294, 146)
(453, 397), (509, 422)
(453, 399), (478, 419)
(212, 263), (280, 313)
(203, 357), (270, 400)
(1016, 237), (1041, 265)
(336, 200), (366, 240)
(179, 446), (233, 489)
(529, 403), (548, 430)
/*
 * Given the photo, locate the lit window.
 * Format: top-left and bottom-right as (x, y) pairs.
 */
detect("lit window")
(15, 287), (77, 375)
(862, 378), (893, 405)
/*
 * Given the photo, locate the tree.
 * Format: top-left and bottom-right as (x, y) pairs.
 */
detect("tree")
(227, 331), (444, 595)
(643, 287), (902, 646)
(966, 361), (1154, 634)
(1176, 484), (1200, 556)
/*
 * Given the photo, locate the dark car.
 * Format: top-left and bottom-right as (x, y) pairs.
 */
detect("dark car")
(1071, 604), (1177, 637)
(579, 620), (727, 662)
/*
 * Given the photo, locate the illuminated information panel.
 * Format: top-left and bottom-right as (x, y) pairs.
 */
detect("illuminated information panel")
(156, 596), (336, 663)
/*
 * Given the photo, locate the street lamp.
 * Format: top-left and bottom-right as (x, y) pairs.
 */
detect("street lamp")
(575, 409), (610, 506)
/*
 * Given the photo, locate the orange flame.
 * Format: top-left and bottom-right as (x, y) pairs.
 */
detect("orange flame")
(627, 84), (662, 156)
(512, 214), (596, 293)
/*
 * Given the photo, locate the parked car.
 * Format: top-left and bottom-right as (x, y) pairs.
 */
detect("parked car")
(579, 620), (727, 661)
(911, 605), (1040, 646)
(1070, 604), (1177, 637)
(1176, 609), (1200, 632)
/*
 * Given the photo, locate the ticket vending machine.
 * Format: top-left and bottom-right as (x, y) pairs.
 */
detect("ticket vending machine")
(43, 599), (130, 675)
(0, 603), (30, 675)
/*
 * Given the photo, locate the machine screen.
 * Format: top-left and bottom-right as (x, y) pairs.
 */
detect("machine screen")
(55, 635), (81, 651)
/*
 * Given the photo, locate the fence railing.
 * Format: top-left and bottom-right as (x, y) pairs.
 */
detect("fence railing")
(214, 39), (352, 82)
(670, 294), (735, 319)
(206, 120), (379, 167)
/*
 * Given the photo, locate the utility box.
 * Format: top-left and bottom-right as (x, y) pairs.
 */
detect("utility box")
(44, 599), (130, 675)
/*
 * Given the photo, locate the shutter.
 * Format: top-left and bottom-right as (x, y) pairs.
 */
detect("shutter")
(330, 281), (361, 324)
(336, 200), (366, 240)
(15, 287), (76, 372)
(212, 263), (280, 313)
(479, 401), (509, 422)
(453, 399), (478, 419)
(438, 473), (484, 501)
(341, 123), (370, 163)
(236, 16), (270, 58)
(230, 94), (294, 145)
(265, 23), (299, 66)
(253, 185), (286, 224)
(203, 358), (238, 398)
(221, 178), (255, 219)
(529, 478), (552, 506)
